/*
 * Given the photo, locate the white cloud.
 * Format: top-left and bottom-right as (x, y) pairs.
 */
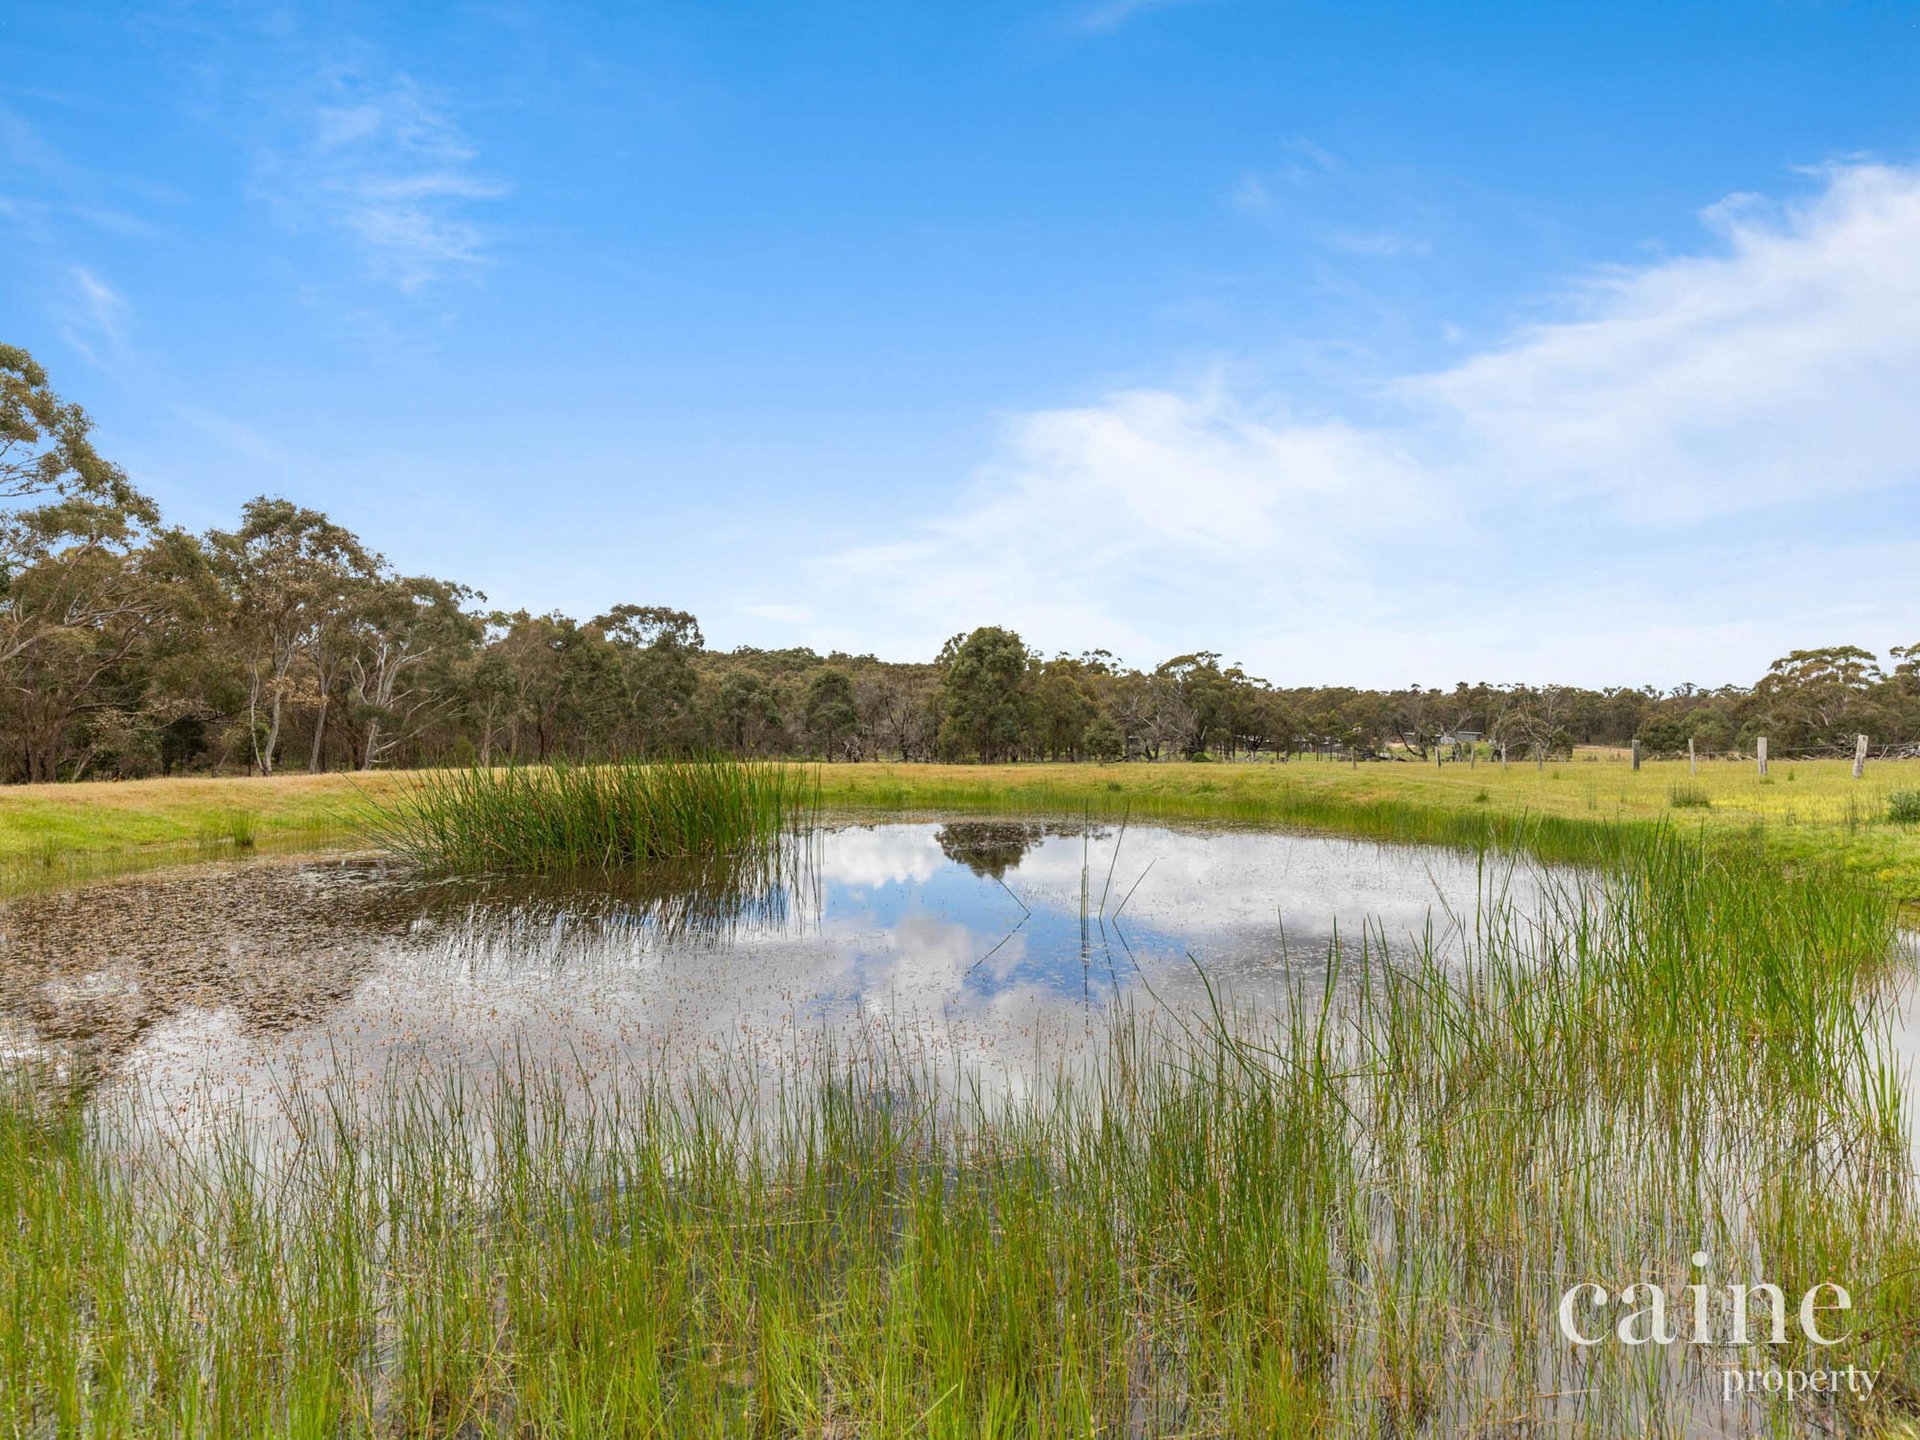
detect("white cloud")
(800, 162), (1920, 685)
(814, 380), (1443, 670)
(259, 72), (506, 290)
(1413, 162), (1920, 519)
(58, 265), (130, 362)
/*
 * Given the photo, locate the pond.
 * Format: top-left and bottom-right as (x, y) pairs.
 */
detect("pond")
(4, 814), (1918, 1435)
(0, 815), (1573, 1117)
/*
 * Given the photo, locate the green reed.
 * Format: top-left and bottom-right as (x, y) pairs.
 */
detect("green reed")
(193, 809), (259, 854)
(359, 756), (817, 873)
(2, 823), (1917, 1436)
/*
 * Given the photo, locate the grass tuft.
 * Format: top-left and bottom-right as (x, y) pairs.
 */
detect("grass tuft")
(359, 756), (817, 872)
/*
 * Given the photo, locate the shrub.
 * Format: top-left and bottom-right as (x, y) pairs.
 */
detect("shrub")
(1888, 790), (1920, 824)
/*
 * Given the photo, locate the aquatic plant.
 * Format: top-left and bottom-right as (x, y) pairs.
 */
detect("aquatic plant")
(194, 810), (259, 853)
(359, 756), (816, 873)
(1, 823), (1914, 1435)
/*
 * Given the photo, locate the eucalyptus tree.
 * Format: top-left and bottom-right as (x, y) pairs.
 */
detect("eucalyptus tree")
(487, 610), (619, 762)
(935, 626), (1030, 762)
(0, 529), (215, 782)
(0, 349), (182, 779)
(712, 671), (786, 755)
(594, 604), (704, 755)
(345, 575), (481, 769)
(1490, 685), (1573, 767)
(1029, 654), (1100, 759)
(857, 665), (938, 761)
(0, 347), (163, 662)
(207, 498), (380, 775)
(0, 346), (146, 514)
(457, 642), (523, 765)
(803, 667), (858, 759)
(1746, 646), (1887, 753)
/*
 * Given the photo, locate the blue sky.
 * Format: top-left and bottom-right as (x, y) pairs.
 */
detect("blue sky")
(4, 1), (1919, 687)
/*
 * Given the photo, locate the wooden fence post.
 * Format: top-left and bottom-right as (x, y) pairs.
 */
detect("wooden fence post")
(1688, 736), (1697, 776)
(1631, 739), (1641, 772)
(1757, 737), (1768, 777)
(1853, 733), (1869, 780)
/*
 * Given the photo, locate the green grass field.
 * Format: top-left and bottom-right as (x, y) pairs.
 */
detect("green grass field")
(7, 751), (1920, 902)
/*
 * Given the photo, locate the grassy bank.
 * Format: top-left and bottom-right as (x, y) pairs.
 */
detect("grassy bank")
(815, 754), (1920, 898)
(14, 753), (1919, 901)
(3, 826), (1915, 1436)
(0, 772), (411, 891)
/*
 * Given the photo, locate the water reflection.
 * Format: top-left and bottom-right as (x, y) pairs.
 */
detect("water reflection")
(0, 818), (1563, 1106)
(933, 820), (1061, 878)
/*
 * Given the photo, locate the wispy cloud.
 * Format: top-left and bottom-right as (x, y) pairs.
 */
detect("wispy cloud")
(1323, 227), (1431, 258)
(1230, 139), (1341, 212)
(259, 72), (506, 291)
(171, 404), (290, 466)
(1075, 0), (1203, 34)
(1229, 173), (1275, 215)
(799, 162), (1920, 684)
(59, 265), (130, 363)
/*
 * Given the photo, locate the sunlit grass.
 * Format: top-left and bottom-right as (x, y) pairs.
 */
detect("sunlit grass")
(14, 753), (1920, 901)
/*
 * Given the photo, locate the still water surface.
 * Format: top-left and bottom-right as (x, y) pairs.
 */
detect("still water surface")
(2, 817), (1567, 1114)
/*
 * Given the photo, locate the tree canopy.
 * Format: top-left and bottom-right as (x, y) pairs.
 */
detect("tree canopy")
(4, 346), (1918, 781)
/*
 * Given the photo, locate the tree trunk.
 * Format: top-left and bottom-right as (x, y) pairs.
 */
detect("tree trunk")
(309, 694), (329, 773)
(262, 686), (285, 777)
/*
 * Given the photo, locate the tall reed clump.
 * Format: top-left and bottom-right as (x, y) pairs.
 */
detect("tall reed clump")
(361, 757), (816, 872)
(2, 824), (1915, 1435)
(195, 810), (259, 853)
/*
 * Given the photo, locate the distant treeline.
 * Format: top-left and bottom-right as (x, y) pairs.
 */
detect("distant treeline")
(6, 344), (1920, 782)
